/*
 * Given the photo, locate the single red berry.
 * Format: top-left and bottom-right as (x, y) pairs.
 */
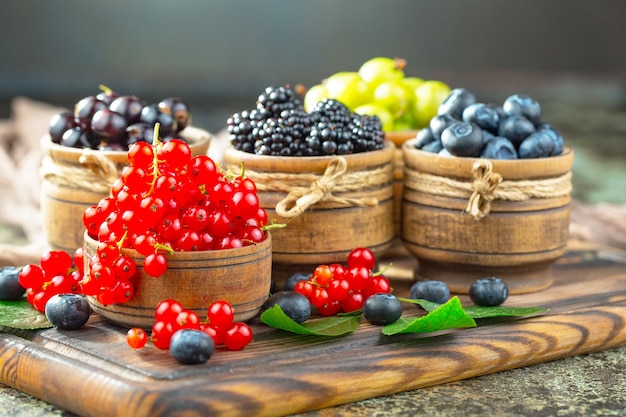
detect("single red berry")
(327, 278), (351, 302)
(18, 264), (45, 290)
(40, 250), (73, 277)
(112, 255), (137, 281)
(313, 265), (334, 285)
(144, 253), (167, 277)
(347, 247), (376, 270)
(340, 291), (365, 313)
(126, 327), (148, 349)
(207, 300), (235, 328)
(127, 141), (155, 168)
(201, 323), (225, 345)
(152, 320), (174, 350)
(155, 299), (184, 322)
(317, 300), (342, 316)
(223, 322), (253, 351)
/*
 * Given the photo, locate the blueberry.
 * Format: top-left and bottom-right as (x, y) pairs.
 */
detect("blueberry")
(503, 94), (542, 125)
(429, 113), (460, 140)
(469, 277), (509, 306)
(362, 293), (403, 325)
(409, 280), (450, 304)
(44, 294), (91, 330)
(498, 115), (536, 148)
(438, 88), (476, 119)
(462, 103), (500, 134)
(283, 272), (310, 291)
(441, 122), (484, 157)
(486, 103), (506, 121)
(518, 131), (555, 159)
(481, 136), (518, 160)
(0, 266), (25, 301)
(169, 329), (215, 365)
(538, 123), (564, 155)
(422, 140), (443, 154)
(263, 290), (311, 324)
(414, 127), (437, 149)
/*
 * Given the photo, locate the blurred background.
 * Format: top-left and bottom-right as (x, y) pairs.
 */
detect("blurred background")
(0, 0), (625, 203)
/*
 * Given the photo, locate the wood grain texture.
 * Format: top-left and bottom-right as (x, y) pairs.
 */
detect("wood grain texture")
(1, 241), (625, 417)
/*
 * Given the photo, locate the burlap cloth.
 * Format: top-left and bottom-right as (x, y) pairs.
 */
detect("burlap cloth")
(0, 97), (624, 267)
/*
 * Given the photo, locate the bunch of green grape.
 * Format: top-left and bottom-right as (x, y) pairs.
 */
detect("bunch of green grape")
(304, 57), (451, 132)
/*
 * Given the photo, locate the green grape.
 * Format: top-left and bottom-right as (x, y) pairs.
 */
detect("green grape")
(358, 57), (406, 90)
(372, 80), (408, 119)
(413, 80), (451, 128)
(354, 103), (394, 132)
(304, 84), (329, 113)
(401, 77), (425, 107)
(323, 71), (369, 110)
(392, 110), (416, 132)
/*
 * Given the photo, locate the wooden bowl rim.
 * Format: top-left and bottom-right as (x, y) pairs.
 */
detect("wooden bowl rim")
(385, 130), (419, 147)
(224, 141), (396, 173)
(402, 138), (574, 179)
(41, 126), (213, 164)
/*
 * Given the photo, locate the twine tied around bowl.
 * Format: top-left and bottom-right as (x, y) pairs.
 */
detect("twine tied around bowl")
(404, 159), (573, 221)
(232, 156), (393, 219)
(40, 150), (121, 194)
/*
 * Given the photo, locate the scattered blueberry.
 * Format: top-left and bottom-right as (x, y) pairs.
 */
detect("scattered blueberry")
(362, 293), (403, 325)
(263, 290), (311, 324)
(283, 272), (311, 291)
(462, 103), (500, 134)
(169, 329), (215, 365)
(409, 280), (450, 304)
(481, 136), (518, 160)
(429, 113), (460, 140)
(518, 131), (555, 159)
(503, 94), (542, 125)
(469, 277), (509, 306)
(498, 115), (536, 147)
(0, 266), (26, 301)
(441, 122), (484, 157)
(44, 294), (91, 330)
(438, 88), (476, 119)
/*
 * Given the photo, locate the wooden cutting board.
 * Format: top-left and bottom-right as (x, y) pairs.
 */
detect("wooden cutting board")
(1, 240), (625, 417)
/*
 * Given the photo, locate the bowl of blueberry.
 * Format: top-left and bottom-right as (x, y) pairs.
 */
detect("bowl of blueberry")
(401, 88), (574, 294)
(40, 86), (212, 254)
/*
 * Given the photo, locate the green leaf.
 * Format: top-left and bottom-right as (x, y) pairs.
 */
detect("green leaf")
(397, 297), (549, 318)
(260, 305), (359, 336)
(0, 299), (52, 330)
(382, 296), (476, 335)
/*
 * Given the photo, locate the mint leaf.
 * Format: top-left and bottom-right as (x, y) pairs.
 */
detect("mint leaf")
(397, 297), (549, 318)
(260, 305), (359, 336)
(382, 296), (476, 335)
(0, 299), (53, 330)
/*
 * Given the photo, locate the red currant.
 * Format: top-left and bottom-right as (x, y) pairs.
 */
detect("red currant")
(126, 328), (148, 349)
(207, 300), (234, 328)
(223, 322), (253, 351)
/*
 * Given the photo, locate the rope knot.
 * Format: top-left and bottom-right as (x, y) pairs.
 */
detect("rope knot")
(465, 160), (503, 221)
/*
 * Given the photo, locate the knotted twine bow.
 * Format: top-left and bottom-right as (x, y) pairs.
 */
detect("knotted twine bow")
(465, 160), (503, 221)
(274, 156), (379, 218)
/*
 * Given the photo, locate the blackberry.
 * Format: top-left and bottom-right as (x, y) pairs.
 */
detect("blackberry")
(257, 85), (304, 117)
(348, 114), (385, 153)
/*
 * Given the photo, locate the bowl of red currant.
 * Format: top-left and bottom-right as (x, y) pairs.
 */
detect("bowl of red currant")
(80, 137), (272, 329)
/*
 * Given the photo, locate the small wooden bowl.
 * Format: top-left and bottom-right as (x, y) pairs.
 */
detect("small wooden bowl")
(223, 142), (396, 285)
(83, 232), (272, 329)
(401, 139), (575, 294)
(41, 127), (212, 254)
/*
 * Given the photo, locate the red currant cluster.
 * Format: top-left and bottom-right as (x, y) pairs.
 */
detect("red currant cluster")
(81, 132), (268, 305)
(18, 249), (84, 312)
(126, 299), (253, 351)
(294, 247), (392, 316)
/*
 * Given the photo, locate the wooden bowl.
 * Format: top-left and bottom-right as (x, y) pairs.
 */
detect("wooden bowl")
(40, 126), (212, 254)
(401, 139), (574, 294)
(83, 231), (272, 329)
(223, 142), (396, 285)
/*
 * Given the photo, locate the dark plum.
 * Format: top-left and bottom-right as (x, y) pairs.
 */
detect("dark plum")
(61, 127), (99, 149)
(518, 131), (555, 159)
(109, 95), (144, 124)
(440, 122), (484, 157)
(90, 109), (127, 139)
(0, 266), (25, 301)
(469, 277), (509, 306)
(462, 103), (500, 134)
(498, 115), (536, 147)
(283, 272), (311, 291)
(429, 113), (460, 140)
(481, 136), (518, 160)
(159, 97), (192, 131)
(437, 88), (476, 119)
(74, 96), (107, 131)
(409, 280), (450, 304)
(49, 112), (77, 143)
(362, 293), (403, 325)
(263, 290), (311, 324)
(169, 329), (215, 365)
(503, 94), (542, 125)
(140, 104), (178, 137)
(96, 87), (120, 106)
(44, 294), (91, 330)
